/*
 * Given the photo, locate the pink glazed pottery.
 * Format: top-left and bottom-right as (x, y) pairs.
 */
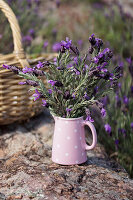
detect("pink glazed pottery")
(52, 116), (97, 165)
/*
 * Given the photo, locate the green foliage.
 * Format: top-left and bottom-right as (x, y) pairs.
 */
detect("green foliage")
(96, 61), (133, 177)
(92, 4), (133, 58)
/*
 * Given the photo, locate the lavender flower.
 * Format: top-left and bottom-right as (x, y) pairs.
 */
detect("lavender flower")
(61, 37), (72, 50)
(74, 57), (78, 64)
(123, 96), (129, 105)
(89, 34), (103, 52)
(48, 89), (52, 94)
(48, 80), (63, 87)
(67, 63), (73, 68)
(115, 95), (121, 107)
(126, 57), (132, 65)
(104, 124), (111, 134)
(42, 99), (49, 108)
(29, 28), (35, 38)
(19, 80), (38, 87)
(131, 86), (133, 94)
(43, 41), (49, 49)
(86, 115), (94, 123)
(36, 61), (44, 69)
(22, 35), (32, 46)
(48, 80), (56, 86)
(101, 96), (109, 107)
(32, 89), (41, 101)
(66, 108), (72, 116)
(52, 28), (57, 38)
(115, 139), (119, 149)
(19, 81), (26, 85)
(131, 122), (133, 129)
(88, 46), (94, 54)
(26, 80), (39, 87)
(101, 108), (106, 118)
(3, 64), (21, 74)
(23, 66), (33, 74)
(89, 34), (96, 46)
(52, 42), (61, 52)
(77, 40), (83, 49)
(33, 69), (45, 76)
(56, 0), (61, 8)
(92, 86), (98, 96)
(70, 44), (79, 56)
(84, 92), (90, 100)
(63, 91), (71, 100)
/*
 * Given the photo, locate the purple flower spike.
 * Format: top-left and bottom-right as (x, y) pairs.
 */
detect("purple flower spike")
(22, 35), (32, 46)
(42, 99), (49, 108)
(48, 89), (52, 94)
(104, 124), (111, 134)
(66, 108), (72, 115)
(86, 115), (94, 123)
(131, 86), (133, 94)
(101, 108), (106, 118)
(22, 66), (33, 74)
(3, 64), (10, 69)
(43, 41), (49, 49)
(115, 139), (119, 149)
(74, 57), (78, 64)
(67, 63), (73, 68)
(123, 96), (129, 105)
(48, 80), (56, 86)
(52, 42), (61, 52)
(131, 122), (133, 129)
(61, 37), (72, 50)
(84, 92), (90, 100)
(32, 89), (41, 101)
(36, 61), (44, 69)
(29, 28), (35, 38)
(126, 57), (132, 65)
(19, 81), (27, 85)
(78, 40), (83, 49)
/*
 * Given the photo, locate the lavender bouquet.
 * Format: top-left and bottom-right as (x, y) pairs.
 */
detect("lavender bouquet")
(3, 34), (121, 121)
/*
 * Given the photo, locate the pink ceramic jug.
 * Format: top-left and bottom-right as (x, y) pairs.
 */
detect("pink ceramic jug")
(52, 116), (97, 165)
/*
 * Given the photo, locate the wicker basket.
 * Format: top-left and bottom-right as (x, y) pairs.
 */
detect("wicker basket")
(0, 0), (57, 125)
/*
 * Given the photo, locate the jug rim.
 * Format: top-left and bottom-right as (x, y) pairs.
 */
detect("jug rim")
(53, 115), (83, 121)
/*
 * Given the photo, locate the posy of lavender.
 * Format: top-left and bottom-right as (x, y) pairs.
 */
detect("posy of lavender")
(3, 34), (121, 121)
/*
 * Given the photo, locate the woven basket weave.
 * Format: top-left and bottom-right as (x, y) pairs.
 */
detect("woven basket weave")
(0, 0), (57, 125)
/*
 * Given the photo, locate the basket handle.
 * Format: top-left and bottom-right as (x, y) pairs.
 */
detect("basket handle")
(0, 0), (29, 67)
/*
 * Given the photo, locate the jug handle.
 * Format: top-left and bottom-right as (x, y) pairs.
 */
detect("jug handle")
(82, 120), (97, 150)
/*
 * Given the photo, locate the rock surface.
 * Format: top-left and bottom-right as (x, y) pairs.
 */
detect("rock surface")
(0, 110), (133, 200)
